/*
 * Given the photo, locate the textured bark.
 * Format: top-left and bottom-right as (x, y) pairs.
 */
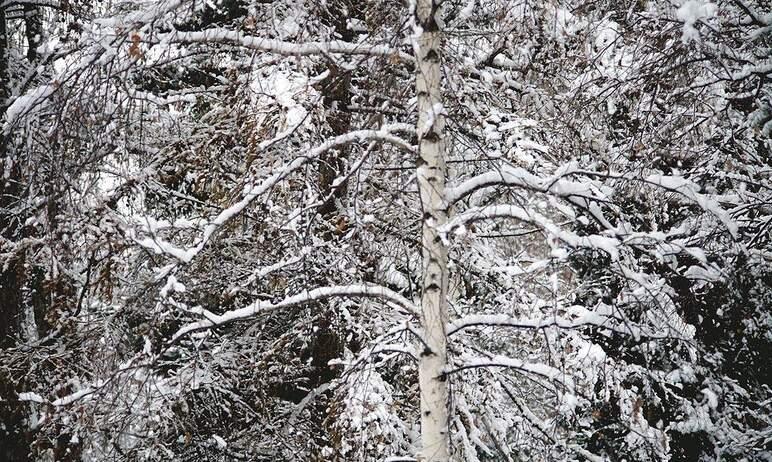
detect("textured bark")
(414, 1), (449, 461)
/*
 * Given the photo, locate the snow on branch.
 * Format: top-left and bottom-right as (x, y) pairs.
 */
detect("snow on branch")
(159, 29), (414, 62)
(645, 174), (739, 238)
(450, 167), (740, 240)
(227, 255), (304, 297)
(560, 169), (739, 238)
(449, 300), (696, 342)
(449, 355), (574, 391)
(0, 0), (62, 8)
(444, 204), (620, 259)
(447, 166), (604, 206)
(447, 168), (740, 251)
(95, 0), (185, 26)
(504, 388), (606, 462)
(132, 126), (413, 264)
(3, 85), (56, 132)
(172, 284), (419, 342)
(449, 311), (643, 340)
(17, 387), (95, 408)
(446, 166), (613, 228)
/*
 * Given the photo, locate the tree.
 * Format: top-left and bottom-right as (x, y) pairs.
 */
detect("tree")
(2, 0), (770, 461)
(413, 0), (451, 460)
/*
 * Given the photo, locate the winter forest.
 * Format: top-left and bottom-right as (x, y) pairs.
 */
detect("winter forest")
(1, 0), (771, 460)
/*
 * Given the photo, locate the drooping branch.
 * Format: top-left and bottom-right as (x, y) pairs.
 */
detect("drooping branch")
(448, 355), (574, 391)
(446, 167), (602, 205)
(500, 382), (606, 462)
(448, 301), (698, 347)
(448, 167), (741, 240)
(447, 311), (680, 341)
(446, 166), (613, 228)
(444, 204), (621, 260)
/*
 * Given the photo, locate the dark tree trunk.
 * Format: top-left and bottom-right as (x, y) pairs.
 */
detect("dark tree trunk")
(317, 1), (357, 219)
(24, 5), (42, 62)
(0, 8), (34, 460)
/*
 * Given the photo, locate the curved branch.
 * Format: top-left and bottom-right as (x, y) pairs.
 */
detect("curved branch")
(444, 204), (621, 260)
(447, 167), (604, 205)
(132, 126), (414, 264)
(172, 284), (419, 342)
(446, 167), (614, 229)
(448, 355), (574, 391)
(450, 313), (631, 337)
(448, 311), (692, 343)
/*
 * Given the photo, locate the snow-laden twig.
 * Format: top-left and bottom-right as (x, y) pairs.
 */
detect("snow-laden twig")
(159, 29), (414, 62)
(0, 0), (62, 9)
(228, 255), (305, 296)
(444, 204), (620, 259)
(17, 387), (95, 408)
(3, 84), (56, 131)
(172, 284), (419, 342)
(503, 385), (607, 462)
(449, 310), (646, 339)
(133, 126), (414, 264)
(646, 174), (738, 238)
(446, 166), (611, 227)
(449, 355), (574, 391)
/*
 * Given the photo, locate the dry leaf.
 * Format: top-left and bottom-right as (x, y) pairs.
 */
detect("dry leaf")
(128, 32), (142, 59)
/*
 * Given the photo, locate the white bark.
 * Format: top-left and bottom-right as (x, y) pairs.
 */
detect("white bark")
(413, 1), (450, 460)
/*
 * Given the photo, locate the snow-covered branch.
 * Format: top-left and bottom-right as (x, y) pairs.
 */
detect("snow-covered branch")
(449, 311), (649, 339)
(447, 167), (590, 204)
(0, 0), (62, 9)
(559, 169), (739, 238)
(444, 204), (620, 259)
(446, 166), (612, 227)
(504, 387), (606, 462)
(133, 126), (414, 264)
(645, 174), (739, 238)
(448, 167), (740, 240)
(449, 355), (574, 390)
(159, 29), (414, 62)
(17, 387), (95, 409)
(172, 284), (419, 342)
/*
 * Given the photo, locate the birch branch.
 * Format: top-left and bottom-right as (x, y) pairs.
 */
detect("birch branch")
(132, 126), (414, 264)
(449, 355), (574, 391)
(159, 29), (414, 62)
(444, 204), (621, 260)
(172, 284), (419, 342)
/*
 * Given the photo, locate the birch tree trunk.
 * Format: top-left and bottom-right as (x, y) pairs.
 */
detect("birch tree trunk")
(414, 1), (450, 461)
